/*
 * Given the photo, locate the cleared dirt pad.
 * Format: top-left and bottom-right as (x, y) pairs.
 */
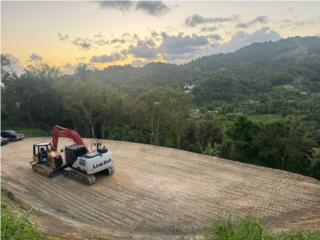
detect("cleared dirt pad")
(2, 137), (320, 239)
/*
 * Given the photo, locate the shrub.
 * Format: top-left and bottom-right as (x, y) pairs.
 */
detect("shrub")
(1, 208), (47, 240)
(204, 217), (320, 240)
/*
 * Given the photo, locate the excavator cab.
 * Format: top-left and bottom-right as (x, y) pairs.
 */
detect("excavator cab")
(33, 142), (52, 163)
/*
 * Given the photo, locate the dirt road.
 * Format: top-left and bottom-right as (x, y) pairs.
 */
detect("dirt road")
(1, 137), (320, 239)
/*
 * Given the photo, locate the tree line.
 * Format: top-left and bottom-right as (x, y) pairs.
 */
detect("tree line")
(1, 57), (319, 180)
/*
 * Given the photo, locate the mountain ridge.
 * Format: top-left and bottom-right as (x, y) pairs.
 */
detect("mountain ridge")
(82, 36), (319, 100)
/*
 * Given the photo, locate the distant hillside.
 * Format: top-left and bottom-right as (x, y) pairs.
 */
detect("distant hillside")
(188, 36), (320, 71)
(78, 37), (320, 108)
(186, 37), (320, 106)
(93, 63), (194, 93)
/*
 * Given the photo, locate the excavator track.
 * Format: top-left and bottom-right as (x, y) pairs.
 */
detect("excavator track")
(64, 167), (96, 185)
(31, 162), (56, 178)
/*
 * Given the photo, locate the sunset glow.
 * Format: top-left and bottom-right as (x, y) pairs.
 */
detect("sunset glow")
(2, 1), (320, 73)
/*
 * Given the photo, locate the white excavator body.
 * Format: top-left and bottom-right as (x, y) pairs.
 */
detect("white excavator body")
(73, 150), (113, 175)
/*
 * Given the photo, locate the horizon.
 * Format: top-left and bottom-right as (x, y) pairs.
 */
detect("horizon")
(2, 1), (320, 74)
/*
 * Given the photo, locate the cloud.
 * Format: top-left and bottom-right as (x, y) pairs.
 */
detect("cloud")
(123, 32), (222, 63)
(135, 1), (170, 16)
(128, 40), (158, 59)
(72, 38), (91, 50)
(185, 14), (236, 27)
(159, 33), (209, 62)
(206, 34), (222, 41)
(90, 53), (122, 63)
(57, 32), (69, 41)
(111, 38), (127, 44)
(94, 39), (109, 46)
(59, 31), (137, 49)
(93, 32), (109, 46)
(159, 33), (209, 55)
(237, 15), (269, 29)
(29, 53), (43, 62)
(98, 1), (133, 12)
(94, 32), (103, 38)
(150, 30), (162, 40)
(111, 33), (140, 45)
(97, 1), (170, 17)
(210, 27), (281, 54)
(200, 26), (218, 32)
(122, 32), (214, 63)
(122, 32), (131, 38)
(279, 17), (320, 29)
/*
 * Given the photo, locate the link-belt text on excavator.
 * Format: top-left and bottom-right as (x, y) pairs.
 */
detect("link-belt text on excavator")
(93, 159), (111, 169)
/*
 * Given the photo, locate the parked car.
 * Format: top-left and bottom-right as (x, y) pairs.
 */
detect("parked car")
(1, 130), (24, 141)
(0, 136), (9, 146)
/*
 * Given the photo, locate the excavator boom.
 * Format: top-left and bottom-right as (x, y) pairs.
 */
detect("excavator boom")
(52, 125), (88, 153)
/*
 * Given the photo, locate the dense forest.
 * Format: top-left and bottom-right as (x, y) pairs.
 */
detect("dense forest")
(1, 37), (320, 179)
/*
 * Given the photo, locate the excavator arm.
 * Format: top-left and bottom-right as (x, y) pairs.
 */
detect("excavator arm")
(52, 125), (88, 153)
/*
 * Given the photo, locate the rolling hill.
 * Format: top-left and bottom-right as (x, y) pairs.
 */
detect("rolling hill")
(83, 37), (320, 103)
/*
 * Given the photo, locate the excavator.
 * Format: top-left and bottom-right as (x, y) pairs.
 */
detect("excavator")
(31, 125), (114, 185)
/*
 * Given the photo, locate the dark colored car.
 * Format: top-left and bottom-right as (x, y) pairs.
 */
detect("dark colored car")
(0, 136), (9, 146)
(1, 130), (24, 141)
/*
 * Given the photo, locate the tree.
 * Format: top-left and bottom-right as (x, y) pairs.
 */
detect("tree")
(182, 119), (223, 153)
(256, 120), (315, 175)
(1, 55), (14, 86)
(61, 80), (104, 137)
(221, 116), (261, 163)
(311, 148), (320, 179)
(1, 64), (62, 126)
(140, 88), (192, 148)
(221, 116), (316, 176)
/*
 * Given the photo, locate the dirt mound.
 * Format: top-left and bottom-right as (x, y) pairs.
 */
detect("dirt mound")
(2, 137), (320, 239)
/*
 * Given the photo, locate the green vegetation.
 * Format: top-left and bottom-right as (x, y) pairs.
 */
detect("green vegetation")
(221, 116), (317, 176)
(1, 37), (320, 180)
(205, 217), (320, 240)
(248, 114), (284, 124)
(1, 208), (47, 240)
(1, 188), (47, 240)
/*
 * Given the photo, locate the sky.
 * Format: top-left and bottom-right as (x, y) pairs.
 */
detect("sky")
(1, 1), (320, 74)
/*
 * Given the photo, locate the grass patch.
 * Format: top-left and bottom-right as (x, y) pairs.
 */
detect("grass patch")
(204, 217), (320, 240)
(1, 208), (48, 240)
(1, 187), (48, 240)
